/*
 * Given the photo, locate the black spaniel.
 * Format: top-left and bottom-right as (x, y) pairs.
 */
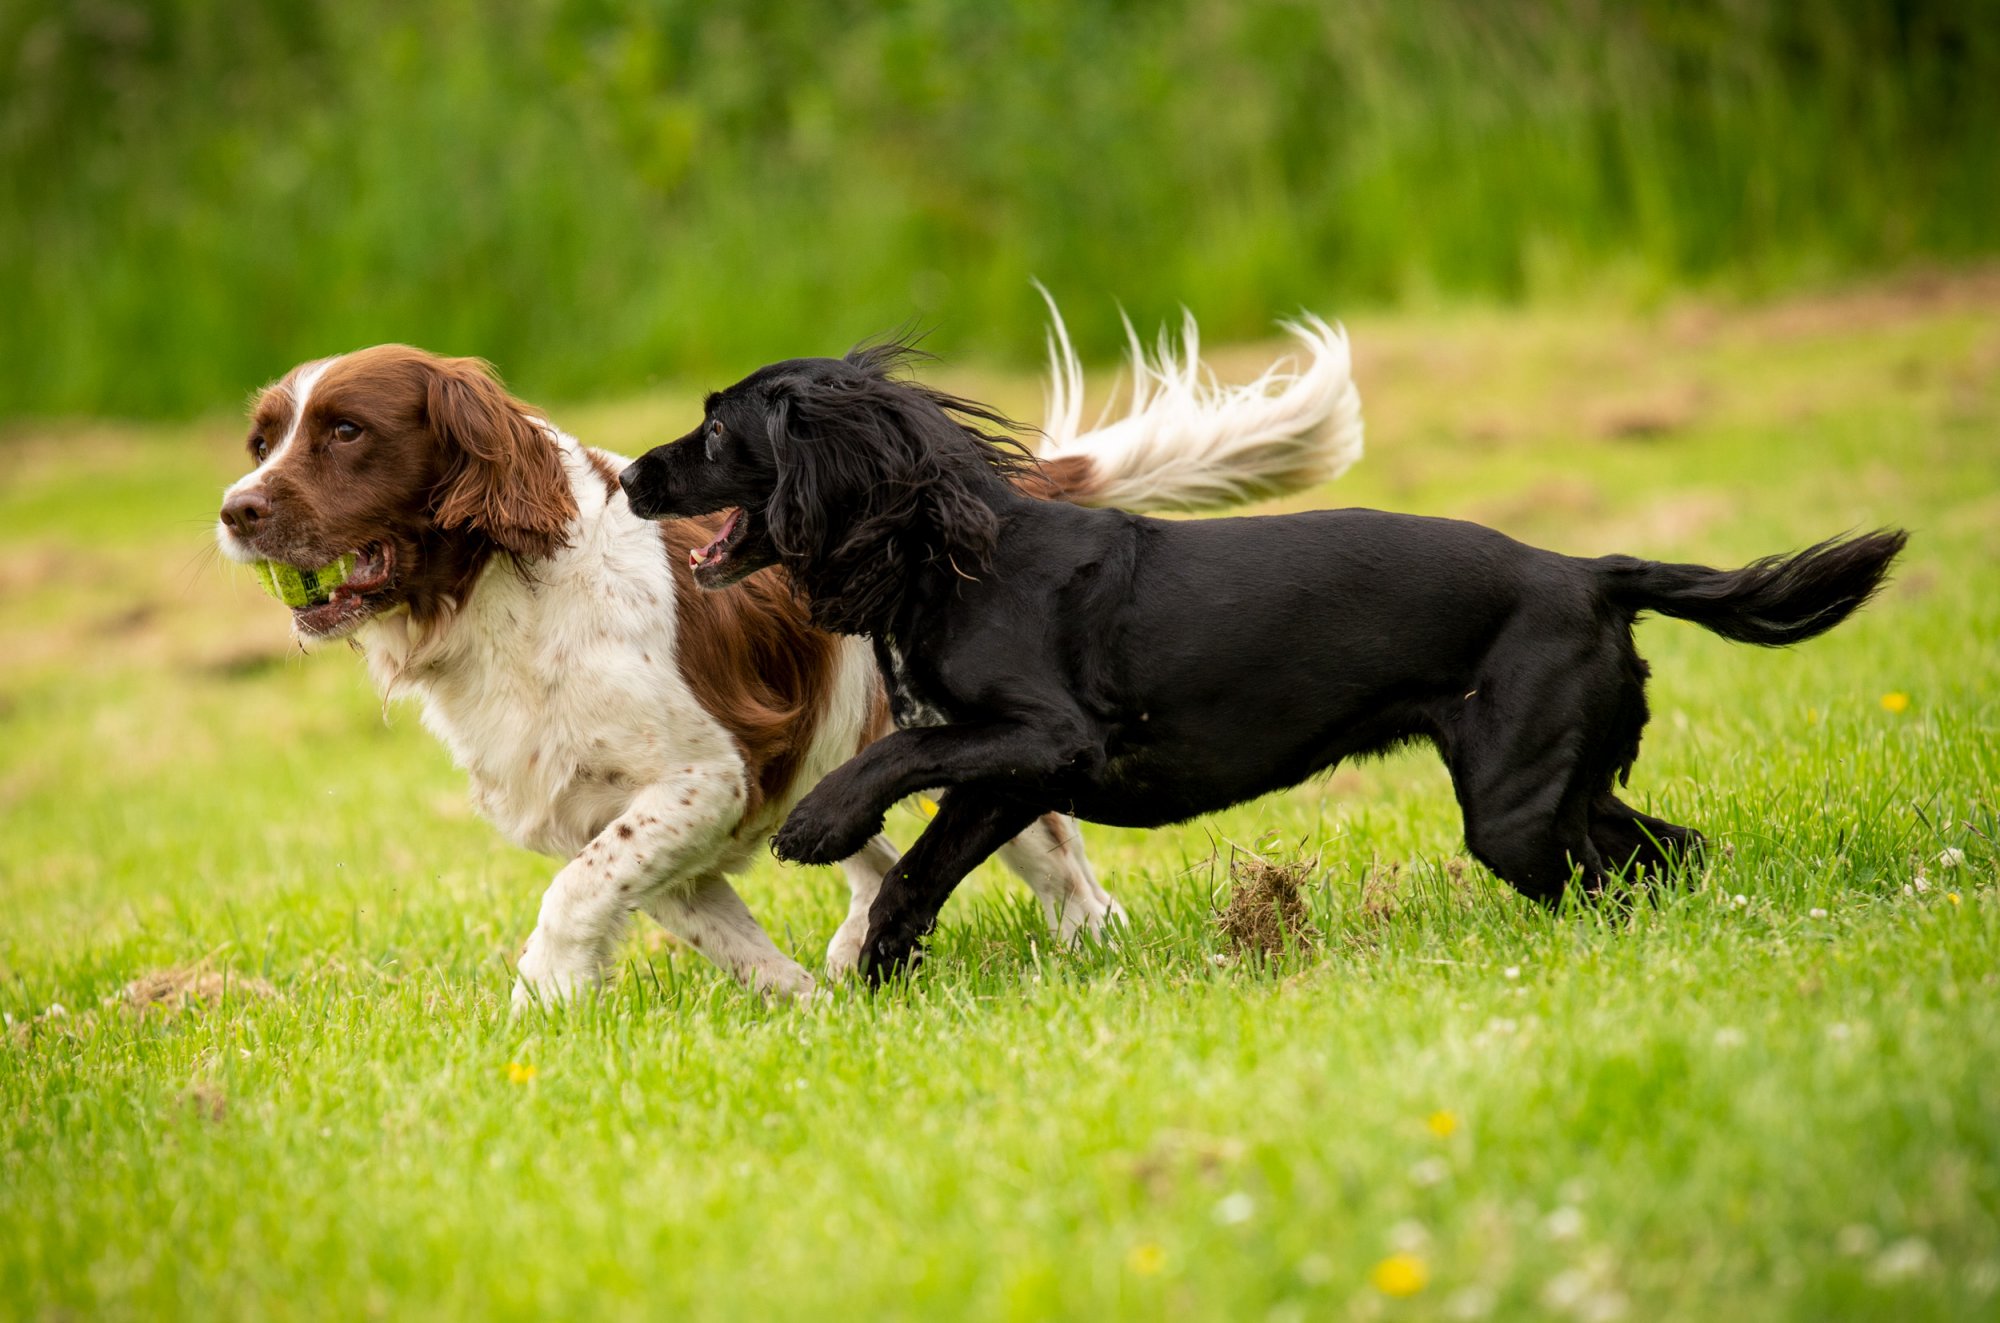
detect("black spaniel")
(621, 342), (1906, 979)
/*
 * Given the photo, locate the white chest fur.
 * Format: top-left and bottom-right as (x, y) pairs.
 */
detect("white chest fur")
(358, 440), (742, 860)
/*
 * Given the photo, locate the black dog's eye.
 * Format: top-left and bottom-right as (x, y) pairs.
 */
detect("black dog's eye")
(331, 419), (362, 442)
(706, 418), (724, 460)
(249, 435), (269, 462)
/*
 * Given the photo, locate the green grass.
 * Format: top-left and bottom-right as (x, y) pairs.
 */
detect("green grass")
(5, 0), (2000, 416)
(3, 282), (1999, 1319)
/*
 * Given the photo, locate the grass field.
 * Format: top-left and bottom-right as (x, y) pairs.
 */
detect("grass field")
(3, 276), (1998, 1320)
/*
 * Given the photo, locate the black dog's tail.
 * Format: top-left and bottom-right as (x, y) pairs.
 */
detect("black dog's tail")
(1595, 529), (1908, 646)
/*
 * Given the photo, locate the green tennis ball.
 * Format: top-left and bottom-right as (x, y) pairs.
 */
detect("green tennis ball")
(252, 554), (357, 608)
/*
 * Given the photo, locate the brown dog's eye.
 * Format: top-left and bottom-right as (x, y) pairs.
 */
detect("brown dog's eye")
(250, 435), (269, 462)
(332, 419), (362, 442)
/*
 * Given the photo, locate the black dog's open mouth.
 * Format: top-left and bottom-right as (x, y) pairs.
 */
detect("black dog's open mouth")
(688, 508), (769, 589)
(294, 541), (397, 637)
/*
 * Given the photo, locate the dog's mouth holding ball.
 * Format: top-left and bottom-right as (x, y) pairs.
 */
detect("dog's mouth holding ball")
(256, 542), (397, 638)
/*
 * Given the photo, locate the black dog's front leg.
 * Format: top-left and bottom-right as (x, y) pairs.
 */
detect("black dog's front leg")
(773, 718), (1098, 866)
(859, 789), (1039, 984)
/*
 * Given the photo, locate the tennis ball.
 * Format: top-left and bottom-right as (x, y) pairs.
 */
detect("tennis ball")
(252, 554), (357, 608)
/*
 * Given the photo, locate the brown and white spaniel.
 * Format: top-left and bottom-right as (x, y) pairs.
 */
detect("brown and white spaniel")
(215, 312), (1363, 1004)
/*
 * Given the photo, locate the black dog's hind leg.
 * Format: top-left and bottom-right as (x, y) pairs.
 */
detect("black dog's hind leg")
(859, 789), (1039, 984)
(1444, 656), (1619, 905)
(1588, 795), (1705, 882)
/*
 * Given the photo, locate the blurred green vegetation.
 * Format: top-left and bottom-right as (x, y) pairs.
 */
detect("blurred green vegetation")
(3, 0), (1997, 418)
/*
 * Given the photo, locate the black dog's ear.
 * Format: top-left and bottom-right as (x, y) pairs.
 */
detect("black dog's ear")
(757, 355), (1036, 634)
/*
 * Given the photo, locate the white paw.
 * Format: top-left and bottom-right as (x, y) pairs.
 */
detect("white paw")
(752, 960), (821, 1004)
(825, 915), (869, 979)
(510, 928), (603, 1015)
(1052, 890), (1126, 946)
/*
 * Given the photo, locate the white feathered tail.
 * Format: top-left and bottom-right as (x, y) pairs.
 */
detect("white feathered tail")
(1035, 292), (1364, 513)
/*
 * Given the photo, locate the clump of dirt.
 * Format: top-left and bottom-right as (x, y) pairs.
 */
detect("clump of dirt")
(117, 965), (277, 1018)
(182, 1080), (229, 1123)
(1215, 853), (1320, 959)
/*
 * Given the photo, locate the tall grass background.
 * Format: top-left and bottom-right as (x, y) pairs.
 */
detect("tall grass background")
(3, 0), (1996, 418)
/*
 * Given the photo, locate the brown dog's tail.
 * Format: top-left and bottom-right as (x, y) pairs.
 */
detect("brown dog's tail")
(1596, 529), (1908, 646)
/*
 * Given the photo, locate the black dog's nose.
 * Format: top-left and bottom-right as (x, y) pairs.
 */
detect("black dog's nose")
(616, 463), (638, 497)
(221, 489), (271, 537)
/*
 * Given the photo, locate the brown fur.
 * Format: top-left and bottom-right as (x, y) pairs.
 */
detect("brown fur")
(657, 517), (843, 818)
(1012, 454), (1102, 503)
(580, 448), (843, 817)
(237, 346), (577, 628)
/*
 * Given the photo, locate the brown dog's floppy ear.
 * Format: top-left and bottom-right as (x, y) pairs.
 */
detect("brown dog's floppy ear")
(427, 357), (576, 561)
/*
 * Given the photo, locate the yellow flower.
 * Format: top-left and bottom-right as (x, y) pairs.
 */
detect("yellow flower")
(1370, 1253), (1429, 1297)
(918, 797), (941, 819)
(1880, 692), (1910, 714)
(507, 1061), (538, 1084)
(1426, 1110), (1459, 1138)
(1126, 1242), (1165, 1275)
(1947, 893), (1962, 906)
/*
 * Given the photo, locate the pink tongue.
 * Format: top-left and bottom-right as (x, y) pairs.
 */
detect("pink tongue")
(690, 510), (741, 569)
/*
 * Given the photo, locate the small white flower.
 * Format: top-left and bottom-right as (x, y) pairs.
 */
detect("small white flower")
(1940, 847), (1966, 869)
(1503, 965), (1521, 980)
(1445, 1285), (1496, 1320)
(1387, 1218), (1430, 1251)
(1542, 1269), (1592, 1310)
(1543, 1206), (1586, 1241)
(1868, 1237), (1936, 1283)
(1578, 1291), (1629, 1323)
(1913, 876), (1931, 894)
(1712, 1027), (1746, 1049)
(1732, 893), (1749, 907)
(1835, 1224), (1879, 1256)
(1809, 907), (1829, 919)
(1213, 1191), (1255, 1226)
(1409, 1156), (1451, 1187)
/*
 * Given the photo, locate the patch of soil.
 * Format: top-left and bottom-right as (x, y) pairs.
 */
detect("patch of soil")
(117, 965), (278, 1018)
(1215, 853), (1320, 960)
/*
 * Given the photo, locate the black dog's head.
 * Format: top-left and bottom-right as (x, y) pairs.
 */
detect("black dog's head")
(619, 342), (1035, 633)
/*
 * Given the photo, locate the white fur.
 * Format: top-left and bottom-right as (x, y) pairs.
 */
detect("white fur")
(221, 357), (334, 511)
(221, 305), (1363, 1007)
(1036, 290), (1364, 512)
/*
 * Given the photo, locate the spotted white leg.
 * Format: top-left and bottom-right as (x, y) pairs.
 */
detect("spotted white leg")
(996, 813), (1125, 944)
(830, 834), (903, 977)
(641, 872), (817, 1001)
(512, 761), (746, 1013)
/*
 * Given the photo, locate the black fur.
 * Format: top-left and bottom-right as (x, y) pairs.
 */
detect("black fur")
(621, 347), (1908, 980)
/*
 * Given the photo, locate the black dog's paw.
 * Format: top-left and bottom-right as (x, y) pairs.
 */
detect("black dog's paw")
(772, 798), (883, 867)
(858, 927), (927, 988)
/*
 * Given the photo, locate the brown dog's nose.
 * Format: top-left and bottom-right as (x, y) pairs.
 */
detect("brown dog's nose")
(221, 489), (272, 537)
